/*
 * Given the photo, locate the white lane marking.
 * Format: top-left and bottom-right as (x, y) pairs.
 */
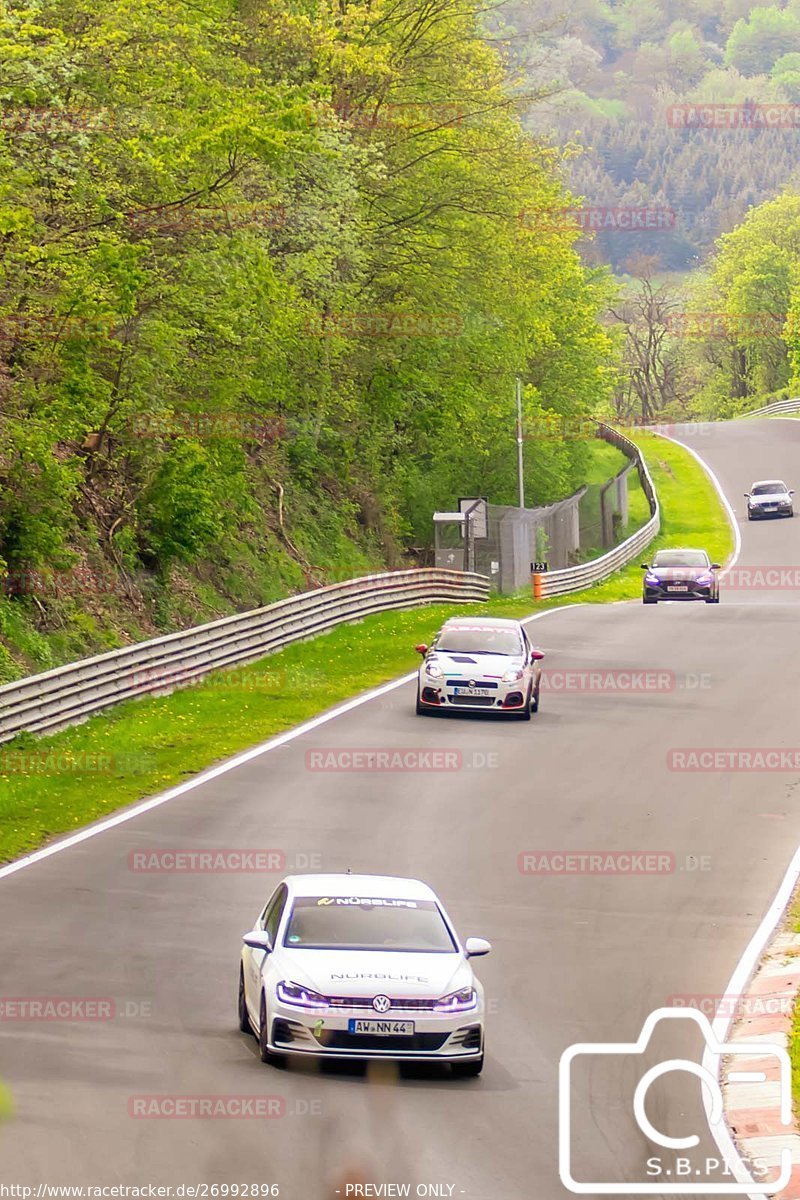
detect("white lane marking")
(651, 430), (742, 576)
(702, 843), (800, 1199)
(0, 605), (584, 881)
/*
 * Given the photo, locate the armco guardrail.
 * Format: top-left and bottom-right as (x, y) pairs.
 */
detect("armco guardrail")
(0, 568), (489, 744)
(532, 423), (660, 598)
(738, 397), (800, 418)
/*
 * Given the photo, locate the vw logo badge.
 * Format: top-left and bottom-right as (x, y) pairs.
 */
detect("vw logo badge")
(372, 994), (391, 1014)
(469, 680), (476, 688)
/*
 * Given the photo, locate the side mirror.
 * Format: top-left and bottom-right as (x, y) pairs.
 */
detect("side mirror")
(414, 643), (429, 656)
(530, 649), (545, 661)
(711, 563), (721, 570)
(640, 563), (649, 570)
(242, 929), (273, 952)
(744, 493), (750, 499)
(790, 490), (796, 496)
(464, 937), (491, 958)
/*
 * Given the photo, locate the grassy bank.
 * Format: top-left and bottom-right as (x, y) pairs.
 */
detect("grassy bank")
(0, 431), (734, 865)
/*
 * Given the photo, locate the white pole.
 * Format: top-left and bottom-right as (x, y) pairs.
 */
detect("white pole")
(516, 376), (525, 509)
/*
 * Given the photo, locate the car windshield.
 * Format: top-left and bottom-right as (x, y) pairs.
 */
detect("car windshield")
(752, 482), (786, 495)
(436, 626), (523, 655)
(652, 550), (710, 568)
(283, 896), (458, 952)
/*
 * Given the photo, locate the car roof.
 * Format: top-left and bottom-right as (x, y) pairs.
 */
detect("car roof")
(751, 479), (787, 488)
(441, 617), (521, 629)
(283, 873), (438, 901)
(654, 547), (708, 555)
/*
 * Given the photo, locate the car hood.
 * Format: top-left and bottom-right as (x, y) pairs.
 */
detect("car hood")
(274, 949), (472, 998)
(648, 566), (710, 581)
(750, 492), (789, 504)
(427, 651), (524, 678)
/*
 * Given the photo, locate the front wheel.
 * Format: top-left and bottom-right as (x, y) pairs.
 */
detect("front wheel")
(530, 685), (539, 714)
(643, 597), (657, 605)
(238, 967), (251, 1034)
(452, 1054), (483, 1078)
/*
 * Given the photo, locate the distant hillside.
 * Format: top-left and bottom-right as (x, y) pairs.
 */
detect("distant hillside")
(500, 0), (800, 270)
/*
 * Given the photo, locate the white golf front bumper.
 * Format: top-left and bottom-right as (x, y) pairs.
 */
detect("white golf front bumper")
(267, 996), (484, 1061)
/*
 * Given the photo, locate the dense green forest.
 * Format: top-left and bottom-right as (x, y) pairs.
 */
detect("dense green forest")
(0, 0), (618, 675)
(505, 0), (800, 270)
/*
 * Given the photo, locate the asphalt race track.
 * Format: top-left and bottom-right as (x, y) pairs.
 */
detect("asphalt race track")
(3, 418), (800, 1198)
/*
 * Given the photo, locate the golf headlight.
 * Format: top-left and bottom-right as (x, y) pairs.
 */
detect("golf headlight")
(276, 981), (328, 1009)
(426, 661), (443, 679)
(696, 572), (712, 586)
(434, 987), (478, 1013)
(503, 666), (525, 683)
(644, 573), (659, 585)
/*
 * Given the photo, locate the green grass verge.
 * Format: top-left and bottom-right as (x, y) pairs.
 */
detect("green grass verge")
(0, 431), (734, 865)
(784, 896), (800, 1110)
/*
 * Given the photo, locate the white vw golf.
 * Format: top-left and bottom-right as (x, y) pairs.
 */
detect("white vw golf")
(238, 873), (490, 1075)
